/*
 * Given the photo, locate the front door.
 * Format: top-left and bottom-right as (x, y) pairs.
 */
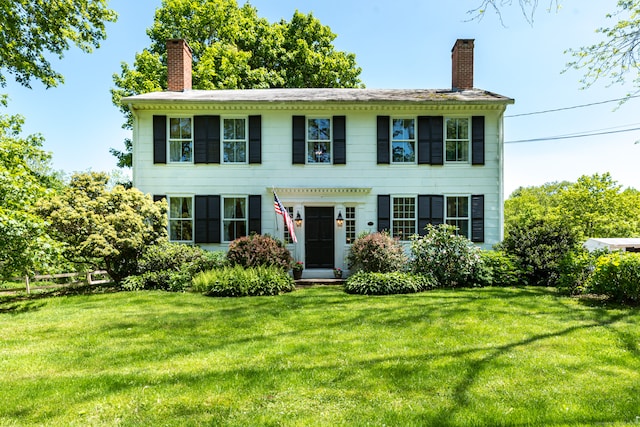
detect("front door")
(305, 207), (334, 268)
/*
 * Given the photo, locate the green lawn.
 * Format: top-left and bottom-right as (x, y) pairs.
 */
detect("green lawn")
(1, 286), (639, 426)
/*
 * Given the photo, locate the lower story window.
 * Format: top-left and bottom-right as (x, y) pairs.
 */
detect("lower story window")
(284, 206), (295, 244)
(223, 197), (247, 242)
(169, 196), (193, 242)
(345, 207), (356, 244)
(446, 196), (470, 238)
(392, 197), (416, 241)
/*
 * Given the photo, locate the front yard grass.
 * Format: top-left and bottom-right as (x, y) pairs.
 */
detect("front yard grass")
(1, 286), (639, 426)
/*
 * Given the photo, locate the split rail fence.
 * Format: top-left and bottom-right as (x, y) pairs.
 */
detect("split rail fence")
(0, 271), (111, 294)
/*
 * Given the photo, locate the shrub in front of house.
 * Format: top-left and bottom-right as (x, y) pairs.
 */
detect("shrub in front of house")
(410, 224), (483, 287)
(472, 250), (524, 287)
(191, 265), (295, 297)
(556, 248), (608, 296)
(586, 252), (640, 303)
(344, 271), (436, 295)
(498, 219), (579, 286)
(226, 234), (292, 270)
(346, 231), (407, 273)
(121, 242), (227, 291)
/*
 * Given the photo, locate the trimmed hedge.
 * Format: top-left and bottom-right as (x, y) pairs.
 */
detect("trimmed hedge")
(346, 232), (407, 273)
(344, 271), (436, 295)
(226, 234), (292, 270)
(192, 265), (295, 297)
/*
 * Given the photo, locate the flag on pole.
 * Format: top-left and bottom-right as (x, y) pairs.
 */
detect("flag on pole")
(274, 192), (297, 243)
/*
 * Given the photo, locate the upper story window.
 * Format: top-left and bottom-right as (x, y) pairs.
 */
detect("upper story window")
(168, 196), (193, 242)
(445, 118), (470, 162)
(392, 196), (416, 241)
(223, 197), (247, 242)
(223, 118), (247, 163)
(307, 118), (331, 163)
(169, 117), (193, 163)
(392, 118), (416, 163)
(446, 196), (470, 238)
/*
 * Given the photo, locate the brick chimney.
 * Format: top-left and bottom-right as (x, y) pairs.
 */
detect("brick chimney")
(451, 39), (474, 91)
(166, 39), (192, 91)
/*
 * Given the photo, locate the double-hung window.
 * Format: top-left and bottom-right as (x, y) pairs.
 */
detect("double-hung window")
(169, 117), (193, 162)
(307, 118), (331, 163)
(223, 118), (247, 163)
(223, 197), (247, 242)
(392, 197), (416, 241)
(169, 196), (193, 242)
(446, 196), (470, 238)
(392, 118), (416, 163)
(445, 118), (470, 162)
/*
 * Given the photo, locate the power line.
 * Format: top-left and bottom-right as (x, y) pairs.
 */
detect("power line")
(505, 94), (640, 118)
(505, 126), (640, 144)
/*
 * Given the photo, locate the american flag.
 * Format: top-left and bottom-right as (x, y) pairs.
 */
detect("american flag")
(274, 192), (297, 243)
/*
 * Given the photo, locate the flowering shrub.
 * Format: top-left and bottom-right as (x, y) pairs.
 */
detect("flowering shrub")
(587, 252), (640, 303)
(410, 224), (482, 287)
(346, 232), (407, 273)
(226, 234), (292, 270)
(292, 261), (304, 271)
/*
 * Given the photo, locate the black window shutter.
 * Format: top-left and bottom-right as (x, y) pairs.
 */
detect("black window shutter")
(248, 115), (262, 164)
(333, 115), (346, 164)
(471, 195), (484, 243)
(377, 195), (391, 232)
(418, 195), (444, 235)
(153, 115), (167, 164)
(248, 195), (261, 234)
(292, 116), (306, 164)
(377, 116), (390, 164)
(152, 195), (166, 203)
(195, 195), (221, 244)
(430, 116), (444, 165)
(194, 116), (220, 164)
(417, 117), (431, 164)
(472, 116), (485, 165)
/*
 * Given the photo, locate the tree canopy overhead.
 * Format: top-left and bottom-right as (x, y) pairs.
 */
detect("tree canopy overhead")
(111, 0), (363, 167)
(0, 0), (117, 88)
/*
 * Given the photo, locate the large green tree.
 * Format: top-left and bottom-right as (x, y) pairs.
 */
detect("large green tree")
(505, 173), (640, 241)
(111, 0), (363, 167)
(0, 97), (62, 278)
(0, 0), (117, 88)
(38, 172), (168, 284)
(471, 1), (640, 93)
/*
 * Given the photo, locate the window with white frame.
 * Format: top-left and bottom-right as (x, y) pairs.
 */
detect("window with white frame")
(445, 118), (470, 162)
(446, 196), (470, 238)
(168, 196), (193, 242)
(169, 117), (193, 162)
(307, 118), (331, 163)
(392, 118), (416, 163)
(392, 197), (416, 241)
(223, 197), (247, 242)
(345, 207), (356, 244)
(223, 118), (247, 163)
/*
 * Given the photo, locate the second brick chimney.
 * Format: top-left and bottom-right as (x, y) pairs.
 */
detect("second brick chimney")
(451, 39), (474, 91)
(167, 39), (192, 92)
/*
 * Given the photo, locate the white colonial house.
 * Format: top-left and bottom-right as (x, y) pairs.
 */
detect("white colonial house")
(125, 39), (514, 278)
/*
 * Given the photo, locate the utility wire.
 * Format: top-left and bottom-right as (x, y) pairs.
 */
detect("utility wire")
(506, 126), (640, 144)
(505, 94), (640, 118)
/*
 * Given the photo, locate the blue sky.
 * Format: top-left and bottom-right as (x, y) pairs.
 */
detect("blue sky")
(4, 0), (639, 197)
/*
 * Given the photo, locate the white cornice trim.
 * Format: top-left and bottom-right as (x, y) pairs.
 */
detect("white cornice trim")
(270, 187), (372, 195)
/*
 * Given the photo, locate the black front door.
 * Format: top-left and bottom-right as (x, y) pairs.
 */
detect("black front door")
(305, 207), (334, 268)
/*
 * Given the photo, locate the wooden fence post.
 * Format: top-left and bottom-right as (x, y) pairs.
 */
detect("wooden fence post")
(25, 275), (30, 294)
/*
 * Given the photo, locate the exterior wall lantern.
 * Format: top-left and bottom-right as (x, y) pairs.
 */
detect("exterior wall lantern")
(336, 211), (344, 227)
(295, 211), (303, 227)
